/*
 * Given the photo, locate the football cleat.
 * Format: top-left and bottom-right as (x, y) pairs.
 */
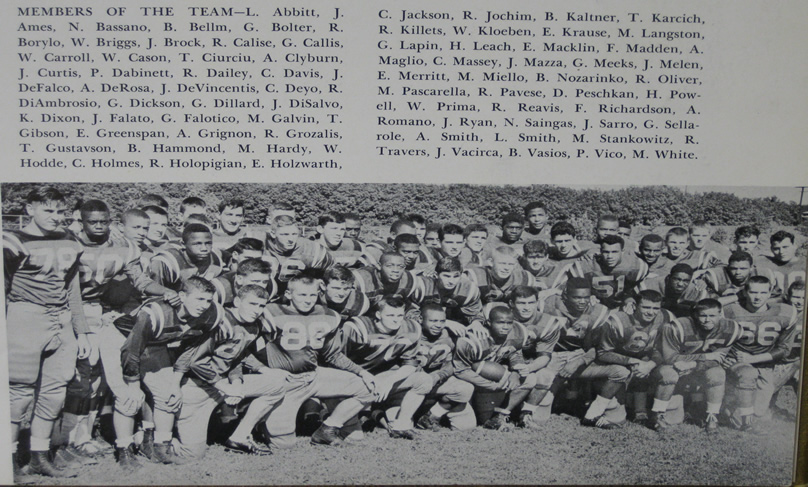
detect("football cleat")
(54, 445), (97, 467)
(482, 414), (512, 432)
(388, 428), (417, 440)
(138, 429), (155, 461)
(27, 450), (76, 478)
(13, 452), (35, 484)
(649, 412), (671, 432)
(580, 415), (621, 430)
(415, 413), (442, 432)
(739, 415), (765, 435)
(74, 439), (113, 458)
(311, 425), (343, 446)
(704, 413), (719, 434)
(224, 437), (273, 456)
(631, 410), (649, 424)
(151, 441), (189, 464)
(115, 445), (142, 472)
(517, 412), (540, 429)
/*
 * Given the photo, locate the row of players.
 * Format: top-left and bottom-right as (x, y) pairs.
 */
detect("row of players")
(4, 187), (804, 479)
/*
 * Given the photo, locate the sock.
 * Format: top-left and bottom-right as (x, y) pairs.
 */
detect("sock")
(539, 392), (554, 407)
(607, 397), (619, 409)
(12, 441), (17, 454)
(521, 403), (538, 414)
(652, 399), (669, 413)
(429, 403), (449, 419)
(154, 431), (172, 443)
(493, 407), (511, 416)
(706, 402), (721, 415)
(30, 437), (50, 452)
(322, 417), (343, 428)
(584, 395), (611, 420)
(115, 435), (135, 449)
(739, 407), (754, 417)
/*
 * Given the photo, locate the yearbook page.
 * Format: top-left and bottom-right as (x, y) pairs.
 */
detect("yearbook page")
(0, 0), (806, 484)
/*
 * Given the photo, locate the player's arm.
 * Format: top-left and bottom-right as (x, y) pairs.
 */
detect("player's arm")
(431, 359), (455, 385)
(320, 327), (367, 377)
(3, 243), (24, 300)
(526, 324), (561, 373)
(595, 319), (636, 366)
(123, 252), (176, 300)
(120, 312), (156, 384)
(452, 337), (500, 391)
(66, 267), (90, 335)
(459, 283), (485, 326)
(148, 253), (177, 289)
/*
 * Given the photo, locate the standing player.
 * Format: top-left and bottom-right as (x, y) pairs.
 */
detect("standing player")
(465, 246), (538, 305)
(5, 187), (91, 478)
(758, 231), (806, 300)
(548, 222), (591, 264)
(723, 276), (800, 430)
(313, 212), (365, 268)
(523, 201), (551, 241)
(257, 275), (375, 447)
(212, 199), (248, 252)
(343, 213), (364, 242)
(459, 223), (488, 267)
(362, 219), (416, 267)
(482, 213), (527, 260)
(689, 221), (731, 264)
(263, 215), (333, 283)
(519, 240), (557, 288)
(636, 234), (670, 280)
(733, 226), (765, 261)
(652, 299), (741, 432)
(662, 227), (722, 273)
(433, 224), (466, 261)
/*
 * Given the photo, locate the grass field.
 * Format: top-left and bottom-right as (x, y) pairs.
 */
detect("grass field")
(23, 388), (798, 486)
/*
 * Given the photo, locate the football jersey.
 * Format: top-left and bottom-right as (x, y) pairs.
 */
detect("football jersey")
(210, 270), (279, 306)
(319, 236), (365, 269)
(518, 258), (557, 289)
(699, 265), (776, 298)
(563, 253), (649, 309)
(360, 239), (395, 268)
(186, 307), (261, 384)
(541, 294), (610, 353)
(723, 302), (799, 361)
(757, 255), (806, 299)
(453, 322), (530, 371)
(662, 249), (722, 273)
(351, 266), (421, 306)
(211, 227), (250, 253)
(458, 247), (484, 268)
(637, 275), (707, 317)
(691, 240), (732, 264)
(319, 289), (370, 321)
(463, 265), (537, 304)
(657, 316), (741, 365)
(263, 237), (333, 282)
(416, 330), (456, 375)
(518, 312), (564, 357)
(75, 232), (154, 303)
(4, 229), (84, 307)
(597, 309), (676, 364)
(548, 243), (591, 264)
(412, 275), (484, 325)
(149, 247), (225, 291)
(340, 315), (422, 373)
(258, 303), (342, 374)
(642, 254), (673, 280)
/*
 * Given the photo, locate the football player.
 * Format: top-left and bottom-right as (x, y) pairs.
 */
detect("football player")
(465, 246), (538, 305)
(211, 258), (277, 306)
(406, 213), (428, 244)
(319, 265), (370, 321)
(434, 224), (466, 261)
(343, 212), (363, 242)
(482, 213), (526, 260)
(636, 234), (670, 280)
(459, 223), (488, 267)
(362, 219), (416, 267)
(652, 299), (741, 433)
(263, 215), (333, 283)
(689, 221), (731, 263)
(150, 223), (225, 291)
(352, 252), (421, 307)
(257, 274), (375, 447)
(412, 257), (484, 328)
(722, 276), (800, 431)
(523, 201), (551, 241)
(758, 230), (806, 300)
(142, 205), (171, 252)
(593, 214), (620, 246)
(733, 226), (764, 261)
(393, 233), (436, 274)
(634, 263), (706, 317)
(548, 221), (590, 264)
(699, 251), (776, 306)
(314, 212), (365, 268)
(662, 227), (722, 273)
(424, 223), (441, 249)
(118, 276), (224, 465)
(338, 295), (433, 439)
(519, 239), (557, 287)
(5, 187), (91, 478)
(212, 198), (248, 252)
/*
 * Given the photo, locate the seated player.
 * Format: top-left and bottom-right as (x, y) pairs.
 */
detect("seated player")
(263, 215), (333, 283)
(579, 290), (674, 429)
(212, 258), (277, 306)
(393, 233), (436, 274)
(150, 223), (225, 291)
(173, 285), (289, 459)
(699, 251), (775, 306)
(637, 234), (670, 280)
(560, 235), (649, 310)
(352, 252), (420, 307)
(424, 223), (442, 249)
(635, 263), (706, 317)
(652, 299), (741, 433)
(118, 276), (224, 465)
(482, 213), (527, 260)
(465, 246), (538, 305)
(689, 220), (731, 263)
(412, 256), (484, 329)
(412, 304), (476, 431)
(5, 187), (91, 478)
(661, 227), (722, 274)
(538, 278), (610, 415)
(758, 230), (806, 300)
(362, 219), (416, 267)
(343, 212), (363, 242)
(523, 201), (551, 241)
(519, 239), (558, 287)
(338, 295), (433, 439)
(433, 224), (466, 262)
(319, 265), (370, 320)
(257, 274), (375, 447)
(459, 223), (488, 267)
(314, 212), (365, 268)
(548, 221), (591, 265)
(722, 276), (800, 431)
(212, 198), (248, 252)
(452, 306), (532, 430)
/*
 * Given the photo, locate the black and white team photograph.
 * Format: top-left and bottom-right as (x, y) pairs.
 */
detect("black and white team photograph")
(0, 182), (804, 485)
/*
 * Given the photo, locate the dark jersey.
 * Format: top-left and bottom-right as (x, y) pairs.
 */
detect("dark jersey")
(723, 302), (799, 362)
(563, 253), (649, 309)
(319, 236), (365, 269)
(319, 289), (371, 322)
(657, 316), (741, 365)
(637, 276), (707, 317)
(75, 233), (156, 303)
(149, 247), (225, 291)
(186, 307), (262, 384)
(352, 266), (420, 306)
(210, 270), (279, 306)
(464, 265), (537, 304)
(541, 294), (610, 353)
(263, 238), (333, 282)
(411, 274), (484, 325)
(597, 309), (677, 364)
(339, 316), (422, 374)
(518, 312), (563, 358)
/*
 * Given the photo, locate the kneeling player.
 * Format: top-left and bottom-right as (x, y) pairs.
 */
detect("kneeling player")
(652, 299), (741, 433)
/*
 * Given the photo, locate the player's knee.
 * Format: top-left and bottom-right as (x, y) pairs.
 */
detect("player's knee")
(607, 365), (632, 383)
(532, 368), (557, 390)
(410, 372), (433, 394)
(654, 365), (680, 386)
(704, 366), (726, 387)
(730, 364), (758, 390)
(453, 380), (475, 404)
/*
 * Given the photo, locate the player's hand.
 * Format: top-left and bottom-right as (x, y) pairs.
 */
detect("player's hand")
(77, 333), (92, 360)
(122, 383), (145, 414)
(101, 311), (123, 327)
(633, 360), (656, 378)
(734, 351), (754, 364)
(512, 363), (531, 378)
(721, 351), (738, 368)
(163, 290), (181, 307)
(359, 370), (376, 394)
(467, 321), (490, 341)
(421, 269), (438, 280)
(220, 381), (245, 406)
(505, 371), (522, 391)
(374, 379), (394, 402)
(621, 299), (637, 315)
(559, 357), (586, 379)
